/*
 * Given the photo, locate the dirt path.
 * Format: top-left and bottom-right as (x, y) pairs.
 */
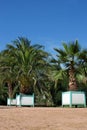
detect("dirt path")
(0, 107), (87, 130)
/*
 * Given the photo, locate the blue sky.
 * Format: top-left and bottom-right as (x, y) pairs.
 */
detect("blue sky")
(0, 0), (87, 55)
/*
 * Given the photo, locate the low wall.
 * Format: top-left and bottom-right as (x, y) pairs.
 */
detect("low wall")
(7, 93), (34, 107)
(7, 98), (16, 106)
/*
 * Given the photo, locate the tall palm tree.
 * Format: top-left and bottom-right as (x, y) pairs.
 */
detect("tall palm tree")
(5, 37), (49, 94)
(54, 40), (82, 91)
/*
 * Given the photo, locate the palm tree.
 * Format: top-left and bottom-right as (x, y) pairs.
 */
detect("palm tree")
(0, 50), (17, 98)
(54, 40), (82, 91)
(5, 37), (49, 94)
(47, 59), (67, 106)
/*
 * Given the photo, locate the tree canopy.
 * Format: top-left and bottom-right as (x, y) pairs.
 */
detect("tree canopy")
(0, 38), (87, 106)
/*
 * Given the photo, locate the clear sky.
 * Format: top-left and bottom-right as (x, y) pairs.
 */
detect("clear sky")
(0, 0), (87, 54)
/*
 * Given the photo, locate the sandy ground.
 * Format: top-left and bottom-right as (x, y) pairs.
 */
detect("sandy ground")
(0, 107), (87, 130)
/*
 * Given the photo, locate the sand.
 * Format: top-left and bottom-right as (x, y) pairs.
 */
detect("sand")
(0, 107), (87, 130)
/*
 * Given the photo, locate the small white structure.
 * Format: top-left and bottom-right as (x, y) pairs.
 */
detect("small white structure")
(7, 93), (34, 107)
(62, 91), (86, 107)
(16, 93), (34, 107)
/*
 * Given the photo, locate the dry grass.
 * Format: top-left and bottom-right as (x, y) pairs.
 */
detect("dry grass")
(0, 106), (87, 130)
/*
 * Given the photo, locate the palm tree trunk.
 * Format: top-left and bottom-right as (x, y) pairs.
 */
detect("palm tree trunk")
(8, 81), (13, 98)
(68, 66), (78, 91)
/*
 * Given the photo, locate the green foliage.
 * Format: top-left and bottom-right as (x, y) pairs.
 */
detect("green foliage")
(0, 85), (8, 105)
(0, 38), (87, 106)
